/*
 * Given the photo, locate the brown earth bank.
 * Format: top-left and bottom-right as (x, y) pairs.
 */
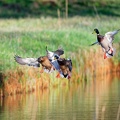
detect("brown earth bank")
(0, 47), (120, 97)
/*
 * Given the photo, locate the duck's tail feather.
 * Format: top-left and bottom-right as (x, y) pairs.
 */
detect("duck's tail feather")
(105, 48), (116, 59)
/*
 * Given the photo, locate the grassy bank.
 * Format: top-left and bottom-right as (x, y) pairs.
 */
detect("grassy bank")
(0, 16), (120, 96)
(0, 16), (120, 71)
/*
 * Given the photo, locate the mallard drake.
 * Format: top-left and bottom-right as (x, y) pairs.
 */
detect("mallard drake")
(46, 47), (72, 79)
(14, 55), (54, 73)
(91, 28), (120, 59)
(46, 46), (64, 71)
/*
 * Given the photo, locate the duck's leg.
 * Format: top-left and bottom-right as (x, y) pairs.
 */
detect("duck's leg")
(56, 69), (62, 78)
(56, 72), (60, 78)
(104, 53), (107, 59)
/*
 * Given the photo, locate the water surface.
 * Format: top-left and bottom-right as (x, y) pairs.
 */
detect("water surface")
(0, 74), (120, 120)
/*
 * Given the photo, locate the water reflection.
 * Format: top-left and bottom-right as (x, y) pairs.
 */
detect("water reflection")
(0, 73), (120, 120)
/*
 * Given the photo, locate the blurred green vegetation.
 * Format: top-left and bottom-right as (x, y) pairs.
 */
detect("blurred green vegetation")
(0, 0), (120, 18)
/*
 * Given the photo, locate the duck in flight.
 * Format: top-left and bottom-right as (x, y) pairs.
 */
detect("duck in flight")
(46, 46), (72, 79)
(91, 28), (120, 59)
(14, 47), (72, 79)
(14, 55), (54, 73)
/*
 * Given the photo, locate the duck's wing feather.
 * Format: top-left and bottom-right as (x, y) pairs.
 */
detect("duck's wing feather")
(51, 60), (60, 71)
(46, 46), (64, 61)
(46, 50), (54, 60)
(14, 55), (40, 67)
(90, 41), (99, 46)
(54, 49), (64, 56)
(66, 59), (72, 72)
(46, 46), (55, 60)
(105, 29), (120, 43)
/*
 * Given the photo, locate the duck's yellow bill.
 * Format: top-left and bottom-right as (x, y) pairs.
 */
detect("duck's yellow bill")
(92, 31), (96, 34)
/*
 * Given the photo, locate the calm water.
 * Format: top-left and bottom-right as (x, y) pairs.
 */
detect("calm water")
(0, 74), (120, 120)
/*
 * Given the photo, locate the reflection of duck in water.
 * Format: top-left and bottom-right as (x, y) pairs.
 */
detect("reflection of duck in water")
(46, 46), (72, 79)
(91, 28), (120, 59)
(14, 55), (54, 73)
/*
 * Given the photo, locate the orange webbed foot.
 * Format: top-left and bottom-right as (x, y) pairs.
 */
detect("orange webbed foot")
(40, 69), (44, 73)
(56, 73), (60, 78)
(104, 53), (107, 59)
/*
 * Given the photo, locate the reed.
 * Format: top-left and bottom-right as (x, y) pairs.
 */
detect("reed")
(0, 16), (120, 96)
(1, 45), (120, 96)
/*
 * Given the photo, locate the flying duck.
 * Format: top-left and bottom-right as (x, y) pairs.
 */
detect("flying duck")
(46, 46), (64, 71)
(91, 28), (120, 59)
(46, 46), (72, 79)
(14, 55), (54, 73)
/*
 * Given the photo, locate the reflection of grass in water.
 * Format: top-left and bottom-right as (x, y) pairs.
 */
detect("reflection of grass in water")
(0, 76), (120, 120)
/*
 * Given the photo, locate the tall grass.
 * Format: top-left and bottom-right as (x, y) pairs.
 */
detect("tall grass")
(0, 16), (120, 71)
(0, 16), (120, 95)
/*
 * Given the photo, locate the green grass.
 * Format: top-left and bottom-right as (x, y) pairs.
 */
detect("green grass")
(0, 16), (120, 72)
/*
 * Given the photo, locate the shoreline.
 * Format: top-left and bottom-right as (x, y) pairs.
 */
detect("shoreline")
(1, 47), (120, 97)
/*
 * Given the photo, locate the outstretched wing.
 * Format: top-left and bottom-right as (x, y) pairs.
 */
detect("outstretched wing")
(46, 46), (64, 61)
(54, 49), (64, 56)
(14, 55), (40, 67)
(90, 41), (99, 46)
(46, 46), (54, 60)
(105, 29), (120, 43)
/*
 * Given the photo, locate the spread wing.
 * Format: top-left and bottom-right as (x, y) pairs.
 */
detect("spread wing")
(90, 41), (99, 46)
(54, 49), (64, 56)
(14, 55), (40, 67)
(105, 29), (120, 43)
(46, 46), (64, 61)
(46, 46), (54, 61)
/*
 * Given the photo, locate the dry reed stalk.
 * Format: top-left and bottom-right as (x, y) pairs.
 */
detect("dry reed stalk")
(1, 46), (120, 96)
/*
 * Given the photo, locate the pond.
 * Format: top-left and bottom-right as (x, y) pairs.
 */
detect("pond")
(0, 73), (120, 120)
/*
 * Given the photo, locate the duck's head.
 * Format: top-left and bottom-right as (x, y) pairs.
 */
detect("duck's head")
(92, 28), (99, 35)
(54, 54), (60, 60)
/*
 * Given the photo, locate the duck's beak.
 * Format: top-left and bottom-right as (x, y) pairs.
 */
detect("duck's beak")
(92, 31), (95, 34)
